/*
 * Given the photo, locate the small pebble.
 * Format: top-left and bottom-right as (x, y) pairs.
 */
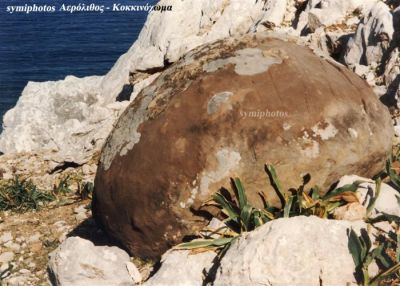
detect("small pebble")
(0, 252), (14, 263)
(0, 232), (13, 244)
(19, 269), (31, 274)
(27, 233), (41, 244)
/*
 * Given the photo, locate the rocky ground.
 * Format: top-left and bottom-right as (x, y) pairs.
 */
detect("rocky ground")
(0, 199), (92, 285)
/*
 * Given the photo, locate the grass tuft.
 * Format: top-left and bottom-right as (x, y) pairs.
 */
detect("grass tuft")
(0, 176), (55, 211)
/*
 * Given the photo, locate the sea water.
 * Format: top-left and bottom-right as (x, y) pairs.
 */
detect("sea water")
(0, 0), (157, 128)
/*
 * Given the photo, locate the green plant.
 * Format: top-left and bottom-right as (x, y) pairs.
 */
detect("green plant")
(265, 164), (362, 219)
(374, 144), (400, 191)
(77, 181), (94, 200)
(176, 178), (260, 253)
(366, 178), (382, 217)
(52, 176), (72, 195)
(0, 176), (55, 211)
(177, 164), (363, 252)
(348, 228), (400, 286)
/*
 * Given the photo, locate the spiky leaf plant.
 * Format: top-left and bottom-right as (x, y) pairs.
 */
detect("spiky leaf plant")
(177, 164), (364, 252)
(348, 229), (400, 286)
(0, 176), (55, 211)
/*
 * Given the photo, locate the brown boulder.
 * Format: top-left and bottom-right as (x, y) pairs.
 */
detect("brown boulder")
(93, 33), (393, 258)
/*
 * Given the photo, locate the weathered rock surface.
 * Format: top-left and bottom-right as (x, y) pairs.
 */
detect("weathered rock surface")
(343, 2), (394, 67)
(213, 216), (365, 286)
(145, 216), (367, 286)
(342, 2), (400, 106)
(93, 33), (393, 258)
(335, 175), (400, 218)
(296, 0), (379, 33)
(144, 250), (216, 286)
(48, 236), (140, 286)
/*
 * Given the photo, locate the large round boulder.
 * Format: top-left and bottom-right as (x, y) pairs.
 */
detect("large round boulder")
(93, 33), (393, 258)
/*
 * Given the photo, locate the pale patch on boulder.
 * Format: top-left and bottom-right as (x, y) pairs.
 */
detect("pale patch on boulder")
(311, 121), (338, 140)
(207, 92), (234, 115)
(198, 149), (241, 197)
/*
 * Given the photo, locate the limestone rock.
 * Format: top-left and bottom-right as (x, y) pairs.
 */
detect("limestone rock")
(383, 46), (400, 107)
(297, 0), (378, 33)
(213, 216), (365, 286)
(144, 250), (216, 286)
(343, 2), (394, 67)
(335, 175), (400, 218)
(48, 236), (139, 286)
(0, 232), (13, 244)
(0, 76), (131, 164)
(333, 202), (367, 221)
(0, 252), (14, 264)
(93, 33), (393, 258)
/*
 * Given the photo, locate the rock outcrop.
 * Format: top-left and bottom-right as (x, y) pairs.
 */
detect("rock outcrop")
(0, 76), (132, 164)
(343, 2), (400, 106)
(343, 2), (394, 67)
(335, 175), (400, 218)
(144, 250), (216, 286)
(295, 0), (379, 33)
(92, 33), (393, 258)
(213, 216), (366, 286)
(48, 236), (141, 286)
(145, 216), (367, 286)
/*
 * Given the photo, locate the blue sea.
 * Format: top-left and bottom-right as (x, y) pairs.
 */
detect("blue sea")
(0, 0), (157, 127)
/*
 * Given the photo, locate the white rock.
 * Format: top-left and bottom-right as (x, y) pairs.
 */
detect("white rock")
(0, 232), (13, 244)
(297, 0), (378, 33)
(395, 125), (400, 137)
(333, 202), (366, 221)
(15, 236), (25, 243)
(19, 269), (31, 275)
(0, 252), (14, 264)
(4, 275), (30, 286)
(48, 237), (137, 286)
(213, 216), (365, 286)
(27, 262), (36, 269)
(260, 0), (288, 27)
(336, 175), (400, 218)
(144, 250), (216, 286)
(383, 46), (400, 108)
(126, 261), (142, 284)
(4, 241), (21, 252)
(353, 64), (370, 77)
(81, 164), (91, 175)
(27, 233), (41, 244)
(74, 205), (87, 214)
(75, 212), (88, 221)
(344, 2), (394, 67)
